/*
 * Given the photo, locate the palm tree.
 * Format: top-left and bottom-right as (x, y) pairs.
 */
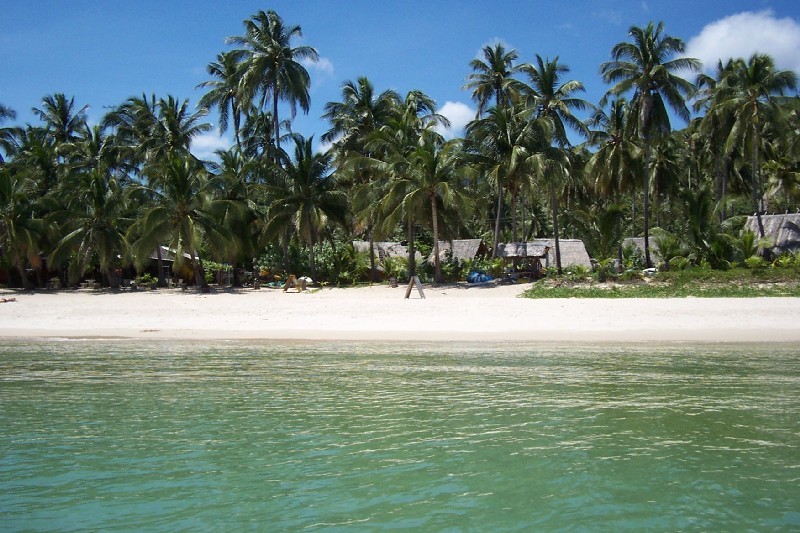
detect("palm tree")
(0, 168), (48, 288)
(322, 76), (400, 280)
(128, 156), (238, 288)
(263, 134), (347, 280)
(227, 10), (318, 154)
(587, 99), (643, 265)
(463, 43), (526, 116)
(32, 93), (89, 146)
(465, 103), (548, 256)
(48, 169), (129, 287)
(368, 90), (450, 276)
(719, 54), (797, 237)
(0, 104), (17, 164)
(523, 55), (592, 273)
(197, 51), (250, 151)
(402, 134), (472, 283)
(601, 21), (699, 267)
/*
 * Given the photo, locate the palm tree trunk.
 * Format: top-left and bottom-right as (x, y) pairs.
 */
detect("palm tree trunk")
(191, 248), (207, 288)
(643, 140), (653, 268)
(752, 133), (766, 238)
(407, 216), (416, 278)
(511, 188), (518, 243)
(492, 188), (503, 258)
(431, 194), (442, 284)
(551, 184), (563, 275)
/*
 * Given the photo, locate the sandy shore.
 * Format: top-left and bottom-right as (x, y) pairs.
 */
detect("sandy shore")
(1, 282), (799, 343)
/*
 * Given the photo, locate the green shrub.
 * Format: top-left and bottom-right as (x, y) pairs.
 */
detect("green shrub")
(744, 256), (768, 270)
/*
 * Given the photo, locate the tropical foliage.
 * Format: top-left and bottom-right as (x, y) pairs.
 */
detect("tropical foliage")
(1, 11), (798, 289)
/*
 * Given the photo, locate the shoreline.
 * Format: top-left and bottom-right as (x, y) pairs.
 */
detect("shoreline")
(2, 284), (799, 343)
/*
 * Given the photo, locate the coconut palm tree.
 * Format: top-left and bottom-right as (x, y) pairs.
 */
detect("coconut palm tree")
(322, 77), (400, 280)
(0, 104), (17, 164)
(0, 168), (48, 288)
(227, 10), (318, 155)
(523, 55), (592, 272)
(32, 93), (89, 146)
(601, 21), (700, 267)
(128, 156), (238, 288)
(197, 51), (250, 151)
(463, 43), (526, 117)
(263, 134), (347, 280)
(48, 169), (130, 287)
(719, 54), (797, 238)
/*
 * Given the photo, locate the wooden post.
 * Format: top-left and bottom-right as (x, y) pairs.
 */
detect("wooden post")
(404, 276), (425, 299)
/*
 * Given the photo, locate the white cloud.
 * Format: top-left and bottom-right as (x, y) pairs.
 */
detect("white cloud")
(437, 101), (475, 139)
(190, 129), (233, 161)
(303, 56), (334, 77)
(686, 10), (800, 73)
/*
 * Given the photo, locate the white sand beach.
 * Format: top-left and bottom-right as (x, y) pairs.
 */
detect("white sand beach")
(0, 282), (798, 343)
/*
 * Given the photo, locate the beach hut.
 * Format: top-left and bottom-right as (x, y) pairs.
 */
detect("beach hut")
(426, 239), (489, 263)
(496, 241), (550, 278)
(744, 214), (800, 255)
(544, 239), (592, 269)
(621, 237), (663, 265)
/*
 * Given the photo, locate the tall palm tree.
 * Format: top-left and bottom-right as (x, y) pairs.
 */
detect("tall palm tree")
(523, 55), (592, 273)
(263, 134), (347, 280)
(197, 51), (250, 151)
(227, 10), (318, 154)
(463, 43), (526, 116)
(465, 103), (548, 256)
(719, 54), (797, 237)
(601, 21), (699, 267)
(322, 77), (400, 280)
(401, 134), (472, 283)
(586, 98), (641, 264)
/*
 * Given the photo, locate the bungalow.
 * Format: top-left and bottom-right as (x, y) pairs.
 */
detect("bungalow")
(745, 213), (800, 255)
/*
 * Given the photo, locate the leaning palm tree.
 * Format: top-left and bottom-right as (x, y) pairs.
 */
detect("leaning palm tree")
(719, 54), (797, 238)
(463, 42), (526, 117)
(263, 134), (347, 280)
(0, 104), (17, 164)
(600, 21), (699, 267)
(227, 10), (318, 155)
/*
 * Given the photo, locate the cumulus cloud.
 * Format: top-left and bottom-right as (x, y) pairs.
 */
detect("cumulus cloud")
(437, 101), (475, 139)
(190, 129), (233, 161)
(686, 10), (800, 73)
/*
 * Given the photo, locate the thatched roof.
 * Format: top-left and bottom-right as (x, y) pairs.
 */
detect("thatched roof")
(496, 241), (550, 259)
(352, 241), (423, 263)
(622, 237), (663, 264)
(544, 239), (592, 268)
(745, 214), (800, 254)
(149, 246), (197, 262)
(427, 239), (489, 263)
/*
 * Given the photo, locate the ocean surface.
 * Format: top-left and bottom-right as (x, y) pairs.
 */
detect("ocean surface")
(1, 340), (798, 531)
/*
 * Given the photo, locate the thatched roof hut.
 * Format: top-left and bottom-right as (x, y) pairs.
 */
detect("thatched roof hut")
(496, 241), (550, 259)
(352, 241), (424, 263)
(745, 214), (800, 255)
(545, 239), (592, 269)
(427, 239), (489, 263)
(621, 237), (663, 264)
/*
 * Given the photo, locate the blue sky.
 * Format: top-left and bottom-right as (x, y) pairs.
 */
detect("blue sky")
(2, 1), (799, 158)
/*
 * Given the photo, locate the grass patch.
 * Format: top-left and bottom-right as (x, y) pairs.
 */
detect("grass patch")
(521, 267), (800, 298)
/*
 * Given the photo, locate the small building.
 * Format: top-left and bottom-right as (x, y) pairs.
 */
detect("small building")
(621, 237), (663, 265)
(427, 239), (490, 263)
(745, 214), (800, 255)
(544, 239), (593, 269)
(496, 241), (550, 277)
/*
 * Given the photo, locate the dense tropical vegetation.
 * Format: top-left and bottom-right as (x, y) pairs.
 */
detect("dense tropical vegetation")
(1, 9), (799, 290)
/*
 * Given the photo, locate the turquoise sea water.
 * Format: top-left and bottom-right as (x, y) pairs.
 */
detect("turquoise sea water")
(1, 341), (799, 531)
